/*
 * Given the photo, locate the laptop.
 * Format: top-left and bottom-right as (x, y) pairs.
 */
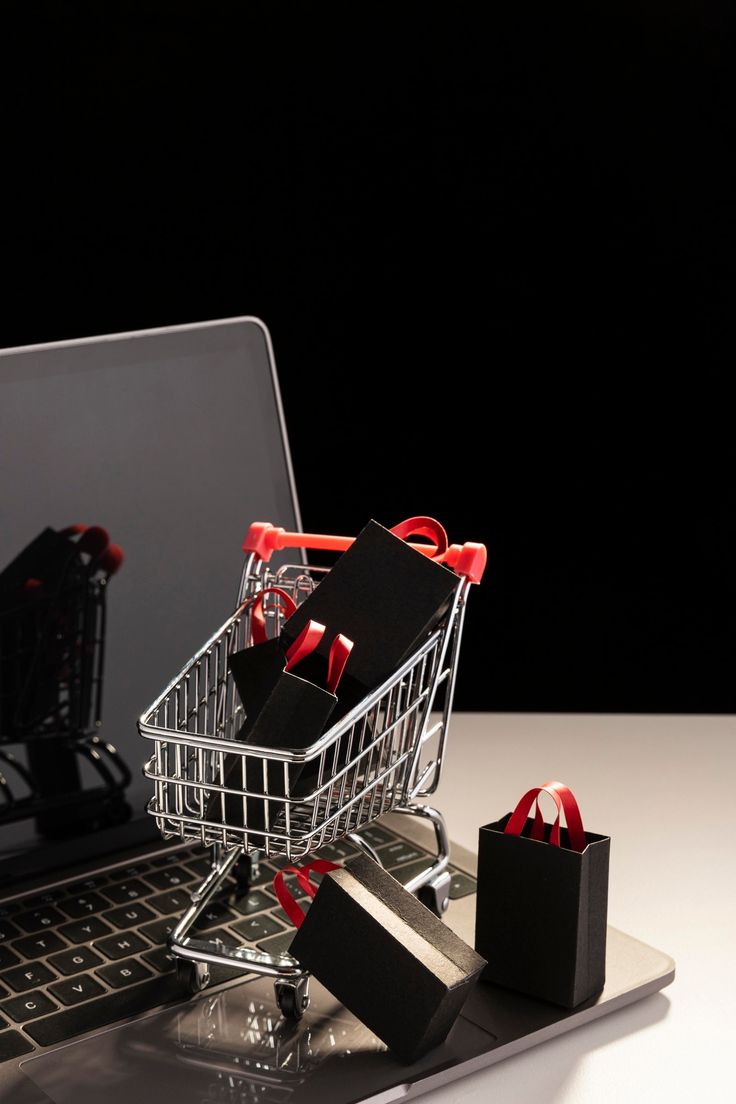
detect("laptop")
(0, 318), (674, 1104)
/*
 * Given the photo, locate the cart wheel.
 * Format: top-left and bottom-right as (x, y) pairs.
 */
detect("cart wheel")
(176, 959), (210, 995)
(275, 976), (310, 1020)
(418, 871), (452, 916)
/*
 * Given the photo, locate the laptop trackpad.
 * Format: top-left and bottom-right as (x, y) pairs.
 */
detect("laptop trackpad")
(20, 975), (497, 1104)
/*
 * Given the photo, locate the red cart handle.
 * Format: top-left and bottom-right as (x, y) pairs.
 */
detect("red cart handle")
(243, 517), (487, 583)
(504, 780), (587, 853)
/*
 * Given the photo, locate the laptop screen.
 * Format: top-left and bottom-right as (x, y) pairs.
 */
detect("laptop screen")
(0, 319), (299, 889)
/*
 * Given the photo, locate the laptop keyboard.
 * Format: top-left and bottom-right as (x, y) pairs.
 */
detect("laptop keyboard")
(0, 824), (476, 1060)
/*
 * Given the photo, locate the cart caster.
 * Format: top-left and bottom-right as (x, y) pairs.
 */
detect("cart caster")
(275, 976), (310, 1020)
(177, 958), (210, 995)
(234, 852), (255, 890)
(418, 870), (451, 916)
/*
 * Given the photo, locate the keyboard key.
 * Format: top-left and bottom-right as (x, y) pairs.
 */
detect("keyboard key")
(231, 914), (285, 943)
(144, 867), (193, 892)
(448, 869), (477, 899)
(0, 921), (20, 944)
(151, 850), (190, 868)
(1, 989), (58, 1023)
(96, 957), (152, 989)
(142, 946), (176, 974)
(48, 946), (104, 976)
(14, 907), (65, 934)
(231, 889), (274, 916)
(113, 864), (150, 879)
(66, 876), (108, 894)
(12, 932), (66, 959)
(95, 932), (149, 961)
(184, 856), (214, 877)
(0, 982), (7, 999)
(357, 824), (395, 848)
(378, 841), (427, 868)
(0, 946), (20, 972)
(0, 1028), (34, 1062)
(148, 889), (191, 915)
(256, 930), (295, 956)
(58, 893), (110, 919)
(192, 903), (236, 932)
(104, 880), (151, 905)
(392, 858), (432, 886)
(139, 918), (177, 946)
(0, 904), (20, 919)
(48, 974), (106, 1007)
(2, 961), (57, 993)
(317, 840), (359, 862)
(23, 889), (65, 909)
(243, 861), (279, 888)
(24, 975), (181, 1046)
(59, 917), (112, 944)
(103, 903), (157, 931)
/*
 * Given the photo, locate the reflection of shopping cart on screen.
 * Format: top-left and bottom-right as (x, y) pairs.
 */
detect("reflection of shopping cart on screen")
(140, 521), (486, 1019)
(0, 525), (129, 833)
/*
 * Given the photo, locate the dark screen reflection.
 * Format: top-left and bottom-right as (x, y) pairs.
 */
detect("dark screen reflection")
(0, 524), (131, 838)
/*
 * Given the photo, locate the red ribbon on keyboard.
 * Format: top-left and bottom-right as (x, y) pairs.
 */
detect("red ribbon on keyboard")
(504, 780), (587, 853)
(273, 859), (341, 928)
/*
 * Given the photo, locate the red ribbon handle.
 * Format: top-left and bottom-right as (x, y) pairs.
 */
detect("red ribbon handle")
(390, 516), (449, 560)
(284, 620), (326, 671)
(284, 621), (354, 695)
(273, 859), (341, 928)
(247, 586), (298, 646)
(326, 634), (354, 694)
(504, 780), (587, 853)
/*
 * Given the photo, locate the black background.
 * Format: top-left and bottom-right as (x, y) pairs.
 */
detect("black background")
(2, 4), (734, 711)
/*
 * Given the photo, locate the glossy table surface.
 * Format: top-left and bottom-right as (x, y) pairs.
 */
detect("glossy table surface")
(423, 712), (735, 1104)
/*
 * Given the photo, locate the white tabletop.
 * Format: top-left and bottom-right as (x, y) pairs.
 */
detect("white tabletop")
(422, 712), (736, 1104)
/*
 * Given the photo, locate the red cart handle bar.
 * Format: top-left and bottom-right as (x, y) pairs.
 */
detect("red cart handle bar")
(243, 522), (487, 584)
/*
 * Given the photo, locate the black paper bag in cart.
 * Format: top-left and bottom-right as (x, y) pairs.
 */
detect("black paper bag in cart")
(278, 853), (487, 1063)
(206, 616), (354, 842)
(475, 780), (610, 1009)
(279, 518), (460, 715)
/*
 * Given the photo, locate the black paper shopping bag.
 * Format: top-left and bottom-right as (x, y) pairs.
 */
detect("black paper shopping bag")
(207, 605), (353, 839)
(475, 780), (610, 1009)
(279, 517), (460, 714)
(276, 854), (486, 1063)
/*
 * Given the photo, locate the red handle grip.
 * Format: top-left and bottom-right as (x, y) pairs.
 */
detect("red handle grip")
(504, 780), (587, 853)
(243, 518), (487, 583)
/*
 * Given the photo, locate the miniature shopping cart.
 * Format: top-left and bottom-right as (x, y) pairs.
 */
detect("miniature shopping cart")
(139, 521), (486, 1019)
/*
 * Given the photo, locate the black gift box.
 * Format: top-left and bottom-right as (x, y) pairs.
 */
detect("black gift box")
(280, 520), (459, 710)
(289, 854), (486, 1063)
(475, 810), (610, 1009)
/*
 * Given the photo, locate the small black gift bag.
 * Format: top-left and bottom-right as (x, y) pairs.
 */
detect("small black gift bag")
(208, 595), (353, 835)
(279, 517), (460, 713)
(276, 853), (487, 1064)
(475, 780), (610, 1009)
